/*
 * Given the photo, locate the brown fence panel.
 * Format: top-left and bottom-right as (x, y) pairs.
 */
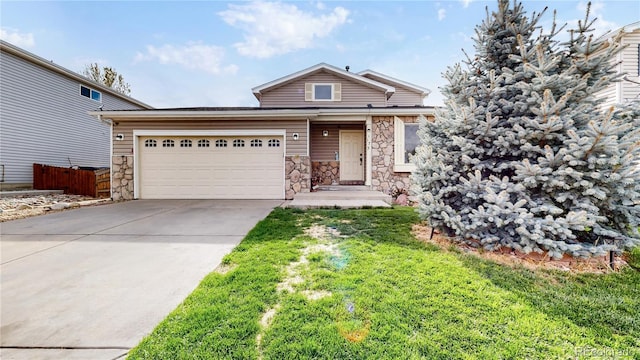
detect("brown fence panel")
(33, 164), (106, 197)
(95, 169), (111, 198)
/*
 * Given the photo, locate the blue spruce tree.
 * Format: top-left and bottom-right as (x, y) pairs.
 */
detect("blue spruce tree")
(411, 0), (640, 259)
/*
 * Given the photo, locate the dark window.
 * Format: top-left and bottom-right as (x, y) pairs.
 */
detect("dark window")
(198, 139), (210, 148)
(314, 84), (332, 100)
(233, 139), (245, 147)
(404, 123), (420, 163)
(180, 139), (192, 147)
(80, 85), (101, 102)
(80, 86), (91, 97)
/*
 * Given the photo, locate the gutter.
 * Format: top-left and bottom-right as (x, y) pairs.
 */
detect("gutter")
(88, 107), (435, 121)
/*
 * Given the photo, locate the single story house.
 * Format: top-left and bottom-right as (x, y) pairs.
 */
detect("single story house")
(92, 63), (435, 200)
(0, 40), (151, 190)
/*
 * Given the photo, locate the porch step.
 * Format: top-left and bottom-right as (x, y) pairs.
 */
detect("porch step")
(287, 190), (392, 209)
(315, 185), (371, 192)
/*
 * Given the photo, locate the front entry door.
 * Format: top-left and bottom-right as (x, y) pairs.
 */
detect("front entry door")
(339, 130), (364, 181)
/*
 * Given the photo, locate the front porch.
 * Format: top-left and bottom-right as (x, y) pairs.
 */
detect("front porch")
(285, 185), (392, 209)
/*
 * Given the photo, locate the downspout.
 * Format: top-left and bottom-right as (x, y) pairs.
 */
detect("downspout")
(365, 108), (373, 187)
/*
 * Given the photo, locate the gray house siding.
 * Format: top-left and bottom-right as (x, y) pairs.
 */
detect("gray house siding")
(360, 74), (424, 106)
(0, 45), (147, 186)
(259, 71), (387, 107)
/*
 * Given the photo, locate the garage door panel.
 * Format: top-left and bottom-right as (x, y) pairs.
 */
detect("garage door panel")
(139, 136), (284, 199)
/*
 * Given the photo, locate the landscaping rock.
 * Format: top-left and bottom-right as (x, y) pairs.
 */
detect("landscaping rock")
(1, 193), (110, 222)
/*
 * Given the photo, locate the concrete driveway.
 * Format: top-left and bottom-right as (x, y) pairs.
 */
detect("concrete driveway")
(0, 199), (281, 360)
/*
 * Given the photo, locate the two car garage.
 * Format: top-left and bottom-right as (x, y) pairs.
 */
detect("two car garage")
(137, 134), (285, 199)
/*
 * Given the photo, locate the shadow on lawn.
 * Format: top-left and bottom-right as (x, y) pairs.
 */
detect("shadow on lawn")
(459, 254), (640, 351)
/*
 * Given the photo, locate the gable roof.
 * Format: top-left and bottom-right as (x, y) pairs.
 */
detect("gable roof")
(596, 21), (640, 42)
(252, 62), (396, 101)
(357, 69), (431, 98)
(0, 40), (152, 109)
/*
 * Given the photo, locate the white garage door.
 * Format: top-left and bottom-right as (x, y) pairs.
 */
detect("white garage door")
(138, 136), (284, 199)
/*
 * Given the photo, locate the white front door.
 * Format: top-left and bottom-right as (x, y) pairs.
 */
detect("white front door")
(339, 130), (364, 181)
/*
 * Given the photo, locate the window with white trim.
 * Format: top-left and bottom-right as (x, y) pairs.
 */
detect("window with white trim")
(144, 139), (157, 147)
(162, 139), (175, 147)
(233, 139), (245, 147)
(305, 83), (341, 101)
(197, 139), (210, 148)
(180, 139), (192, 147)
(80, 85), (101, 102)
(394, 116), (421, 172)
(215, 139), (227, 148)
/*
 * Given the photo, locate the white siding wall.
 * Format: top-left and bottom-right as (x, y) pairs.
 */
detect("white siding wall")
(595, 28), (640, 108)
(621, 30), (640, 103)
(0, 51), (145, 184)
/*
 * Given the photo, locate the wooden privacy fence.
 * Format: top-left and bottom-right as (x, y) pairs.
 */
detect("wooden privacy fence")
(33, 164), (110, 198)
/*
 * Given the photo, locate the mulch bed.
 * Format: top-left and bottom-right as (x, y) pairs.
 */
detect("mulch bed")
(412, 223), (629, 274)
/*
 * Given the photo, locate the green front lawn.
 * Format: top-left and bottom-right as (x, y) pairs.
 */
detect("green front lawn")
(128, 208), (639, 359)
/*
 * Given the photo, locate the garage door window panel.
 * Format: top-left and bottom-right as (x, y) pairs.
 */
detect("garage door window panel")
(144, 139), (157, 147)
(215, 139), (228, 148)
(233, 139), (245, 148)
(250, 139), (263, 147)
(198, 139), (210, 148)
(162, 139), (175, 147)
(180, 139), (193, 147)
(268, 139), (280, 147)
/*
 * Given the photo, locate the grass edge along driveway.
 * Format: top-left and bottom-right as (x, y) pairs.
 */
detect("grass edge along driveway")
(128, 207), (639, 360)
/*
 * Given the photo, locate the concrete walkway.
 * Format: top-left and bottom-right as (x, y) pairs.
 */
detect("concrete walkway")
(0, 200), (281, 360)
(286, 187), (392, 209)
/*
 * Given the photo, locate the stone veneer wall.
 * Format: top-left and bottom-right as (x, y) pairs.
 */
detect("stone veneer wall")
(312, 161), (340, 186)
(112, 155), (134, 201)
(285, 155), (311, 199)
(371, 116), (418, 194)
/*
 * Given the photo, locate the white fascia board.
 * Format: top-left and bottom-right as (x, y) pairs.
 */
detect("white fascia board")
(90, 107), (436, 121)
(357, 69), (431, 97)
(90, 109), (319, 119)
(316, 107), (436, 116)
(133, 129), (287, 137)
(251, 62), (395, 98)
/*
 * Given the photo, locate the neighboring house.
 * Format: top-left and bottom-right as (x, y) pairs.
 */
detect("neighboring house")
(0, 40), (151, 190)
(93, 63), (435, 200)
(595, 21), (640, 108)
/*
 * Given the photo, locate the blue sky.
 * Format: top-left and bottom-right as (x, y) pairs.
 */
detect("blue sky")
(2, 1), (638, 108)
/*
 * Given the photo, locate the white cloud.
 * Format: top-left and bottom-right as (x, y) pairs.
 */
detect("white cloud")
(438, 8), (446, 21)
(218, 1), (350, 58)
(0, 28), (35, 48)
(461, 0), (473, 8)
(134, 42), (238, 75)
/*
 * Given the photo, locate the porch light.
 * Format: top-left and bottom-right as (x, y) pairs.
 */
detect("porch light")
(322, 130), (329, 137)
(292, 133), (299, 141)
